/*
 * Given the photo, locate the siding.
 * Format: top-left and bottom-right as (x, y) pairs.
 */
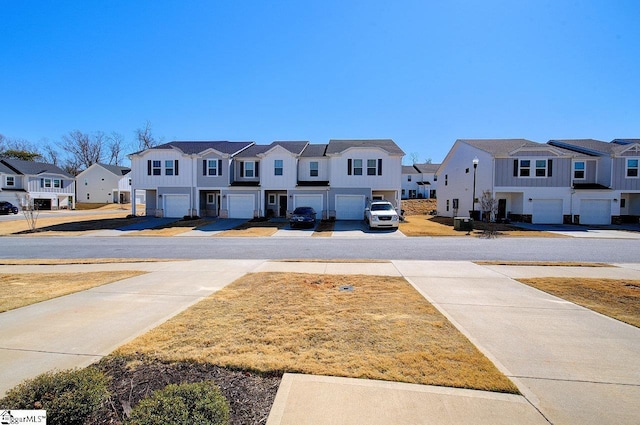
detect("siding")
(612, 158), (640, 190)
(495, 158), (571, 187)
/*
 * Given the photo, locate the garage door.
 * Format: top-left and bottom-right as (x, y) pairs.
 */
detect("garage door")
(580, 199), (611, 225)
(228, 194), (255, 219)
(335, 195), (365, 220)
(293, 194), (323, 215)
(164, 194), (190, 218)
(532, 199), (563, 224)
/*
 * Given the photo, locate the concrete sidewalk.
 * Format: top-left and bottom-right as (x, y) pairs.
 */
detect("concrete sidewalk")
(1, 260), (639, 424)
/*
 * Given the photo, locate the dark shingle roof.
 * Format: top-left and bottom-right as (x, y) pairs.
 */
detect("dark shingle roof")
(460, 139), (575, 157)
(1, 158), (73, 177)
(271, 141), (309, 155)
(236, 141), (309, 158)
(300, 144), (328, 157)
(149, 141), (254, 155)
(326, 139), (405, 155)
(98, 164), (131, 176)
(612, 139), (640, 145)
(413, 163), (440, 173)
(235, 144), (272, 158)
(0, 162), (15, 174)
(547, 139), (613, 156)
(402, 165), (420, 174)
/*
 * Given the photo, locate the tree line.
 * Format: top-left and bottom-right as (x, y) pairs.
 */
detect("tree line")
(0, 121), (161, 175)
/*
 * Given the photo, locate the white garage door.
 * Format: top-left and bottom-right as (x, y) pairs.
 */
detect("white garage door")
(532, 199), (563, 224)
(335, 195), (365, 220)
(228, 194), (255, 219)
(164, 194), (190, 218)
(293, 194), (323, 215)
(580, 199), (611, 225)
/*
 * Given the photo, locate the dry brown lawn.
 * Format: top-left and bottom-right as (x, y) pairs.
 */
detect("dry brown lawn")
(518, 277), (640, 328)
(117, 272), (518, 393)
(312, 220), (334, 237)
(131, 218), (213, 236)
(1, 211), (139, 235)
(217, 220), (288, 237)
(0, 258), (179, 265)
(0, 271), (146, 312)
(400, 215), (564, 237)
(476, 261), (614, 267)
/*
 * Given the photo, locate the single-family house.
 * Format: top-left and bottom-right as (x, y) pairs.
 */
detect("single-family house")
(128, 138), (404, 220)
(548, 139), (640, 224)
(0, 158), (75, 209)
(76, 163), (131, 204)
(436, 139), (582, 224)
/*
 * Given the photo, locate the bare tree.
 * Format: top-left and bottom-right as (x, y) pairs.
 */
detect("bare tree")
(409, 152), (420, 164)
(107, 132), (125, 165)
(480, 190), (499, 238)
(135, 120), (159, 150)
(60, 130), (103, 172)
(41, 143), (60, 166)
(15, 193), (40, 232)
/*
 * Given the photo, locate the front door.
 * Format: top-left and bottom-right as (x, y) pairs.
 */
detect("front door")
(498, 199), (507, 220)
(279, 195), (288, 217)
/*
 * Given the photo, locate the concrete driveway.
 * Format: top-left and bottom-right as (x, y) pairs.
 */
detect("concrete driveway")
(514, 222), (640, 239)
(331, 220), (406, 238)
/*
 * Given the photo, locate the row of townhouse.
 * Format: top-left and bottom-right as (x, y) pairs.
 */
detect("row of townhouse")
(401, 163), (440, 199)
(128, 139), (405, 219)
(436, 138), (640, 225)
(0, 157), (75, 209)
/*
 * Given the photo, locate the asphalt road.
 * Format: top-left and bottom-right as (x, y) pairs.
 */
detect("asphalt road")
(1, 236), (638, 262)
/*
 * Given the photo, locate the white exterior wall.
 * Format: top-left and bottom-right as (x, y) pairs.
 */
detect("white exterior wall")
(329, 148), (402, 189)
(436, 143), (493, 217)
(259, 148), (298, 189)
(130, 150), (193, 189)
(76, 165), (122, 203)
(298, 158), (329, 182)
(401, 171), (419, 198)
(118, 173), (132, 193)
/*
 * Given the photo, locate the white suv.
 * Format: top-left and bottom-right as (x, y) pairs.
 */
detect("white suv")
(364, 201), (399, 230)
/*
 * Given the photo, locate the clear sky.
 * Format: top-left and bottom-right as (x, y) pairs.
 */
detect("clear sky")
(2, 0), (639, 164)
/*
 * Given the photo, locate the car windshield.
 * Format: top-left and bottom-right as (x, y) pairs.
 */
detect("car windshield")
(371, 203), (393, 211)
(293, 207), (315, 215)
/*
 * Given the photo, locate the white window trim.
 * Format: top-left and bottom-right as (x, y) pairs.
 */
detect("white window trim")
(53, 179), (61, 188)
(243, 161), (255, 178)
(573, 161), (586, 180)
(274, 160), (283, 176)
(353, 159), (363, 176)
(268, 194), (276, 204)
(626, 158), (639, 178)
(165, 160), (174, 176)
(518, 158), (549, 178)
(152, 160), (162, 176)
(207, 160), (218, 176)
(310, 161), (319, 177)
(207, 193), (216, 203)
(5, 176), (15, 186)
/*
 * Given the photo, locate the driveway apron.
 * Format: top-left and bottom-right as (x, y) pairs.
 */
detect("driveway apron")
(397, 260), (640, 425)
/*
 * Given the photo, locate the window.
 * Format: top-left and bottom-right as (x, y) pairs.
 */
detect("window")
(44, 178), (51, 188)
(84, 178), (88, 186)
(165, 160), (174, 176)
(516, 159), (552, 178)
(445, 174), (448, 186)
(446, 199), (450, 211)
(627, 159), (639, 177)
(519, 160), (531, 177)
(353, 159), (363, 175)
(621, 199), (626, 208)
(207, 194), (216, 204)
(87, 193), (90, 200)
(401, 189), (406, 196)
(128, 178), (131, 186)
(367, 159), (377, 175)
(274, 160), (283, 176)
(243, 161), (255, 178)
(152, 161), (161, 176)
(268, 194), (276, 204)
(407, 175), (412, 182)
(207, 160), (218, 176)
(535, 160), (547, 177)
(5, 176), (14, 186)
(310, 161), (318, 177)
(53, 179), (61, 188)
(573, 161), (585, 179)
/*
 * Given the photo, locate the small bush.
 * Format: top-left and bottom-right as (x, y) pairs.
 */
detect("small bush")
(0, 368), (110, 425)
(126, 381), (229, 425)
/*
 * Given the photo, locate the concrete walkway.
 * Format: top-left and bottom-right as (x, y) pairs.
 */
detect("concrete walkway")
(1, 260), (639, 424)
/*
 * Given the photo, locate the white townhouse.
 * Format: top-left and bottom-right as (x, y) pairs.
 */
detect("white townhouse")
(76, 163), (131, 204)
(128, 138), (405, 220)
(0, 158), (75, 209)
(401, 162), (440, 199)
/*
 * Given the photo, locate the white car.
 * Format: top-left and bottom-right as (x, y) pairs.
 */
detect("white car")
(364, 201), (399, 230)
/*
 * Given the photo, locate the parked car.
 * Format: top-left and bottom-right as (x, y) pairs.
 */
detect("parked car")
(0, 201), (19, 214)
(289, 206), (317, 228)
(364, 201), (399, 230)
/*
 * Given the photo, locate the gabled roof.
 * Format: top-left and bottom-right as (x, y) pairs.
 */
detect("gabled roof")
(547, 139), (613, 156)
(0, 158), (73, 178)
(460, 139), (543, 156)
(0, 162), (15, 174)
(144, 141), (255, 156)
(612, 139), (640, 145)
(98, 164), (131, 176)
(270, 141), (309, 155)
(402, 165), (420, 174)
(413, 163), (440, 173)
(326, 139), (405, 156)
(236, 141), (309, 158)
(235, 144), (272, 158)
(300, 144), (328, 158)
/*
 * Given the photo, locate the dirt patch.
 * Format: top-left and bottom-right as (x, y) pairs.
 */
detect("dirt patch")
(6, 214), (142, 235)
(401, 199), (437, 216)
(217, 220), (287, 237)
(92, 355), (280, 425)
(476, 261), (614, 267)
(0, 259), (180, 265)
(312, 220), (334, 237)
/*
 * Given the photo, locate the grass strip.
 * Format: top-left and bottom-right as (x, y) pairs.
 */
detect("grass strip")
(476, 261), (614, 267)
(116, 272), (518, 393)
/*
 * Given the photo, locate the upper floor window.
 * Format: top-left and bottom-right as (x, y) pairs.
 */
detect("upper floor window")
(627, 159), (639, 178)
(515, 159), (552, 178)
(353, 159), (363, 175)
(310, 161), (318, 177)
(207, 160), (218, 176)
(274, 160), (283, 176)
(152, 160), (161, 175)
(165, 160), (174, 176)
(242, 161), (255, 178)
(53, 179), (61, 188)
(407, 175), (412, 182)
(348, 158), (382, 176)
(573, 161), (585, 179)
(128, 178), (132, 186)
(43, 178), (52, 188)
(367, 159), (377, 175)
(5, 176), (14, 186)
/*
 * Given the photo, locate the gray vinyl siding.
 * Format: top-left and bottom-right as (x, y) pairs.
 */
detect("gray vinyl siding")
(196, 157), (228, 187)
(612, 158), (640, 190)
(495, 158), (571, 187)
(27, 175), (74, 194)
(585, 160), (597, 184)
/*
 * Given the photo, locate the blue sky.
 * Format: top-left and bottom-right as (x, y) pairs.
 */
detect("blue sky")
(2, 0), (639, 164)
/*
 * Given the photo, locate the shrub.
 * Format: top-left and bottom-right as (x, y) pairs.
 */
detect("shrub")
(126, 381), (229, 425)
(0, 368), (110, 425)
